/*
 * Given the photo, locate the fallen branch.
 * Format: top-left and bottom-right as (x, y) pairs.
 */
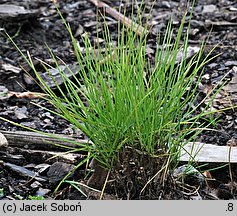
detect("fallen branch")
(88, 0), (149, 36)
(0, 130), (92, 151)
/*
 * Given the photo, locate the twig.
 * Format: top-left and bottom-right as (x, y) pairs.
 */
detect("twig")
(227, 138), (236, 194)
(88, 0), (149, 36)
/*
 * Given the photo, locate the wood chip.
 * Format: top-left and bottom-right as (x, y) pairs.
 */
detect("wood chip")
(0, 4), (39, 21)
(0, 132), (8, 148)
(180, 142), (237, 163)
(1, 161), (47, 182)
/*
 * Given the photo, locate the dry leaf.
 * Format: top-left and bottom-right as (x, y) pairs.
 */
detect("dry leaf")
(8, 91), (46, 99)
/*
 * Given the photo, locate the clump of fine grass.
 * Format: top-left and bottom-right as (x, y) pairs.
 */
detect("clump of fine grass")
(3, 1), (222, 197)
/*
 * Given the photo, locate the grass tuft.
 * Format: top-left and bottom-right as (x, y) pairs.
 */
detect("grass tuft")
(2, 1), (225, 197)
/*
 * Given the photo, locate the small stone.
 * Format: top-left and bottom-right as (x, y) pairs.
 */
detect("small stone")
(30, 181), (42, 189)
(20, 122), (36, 128)
(173, 164), (205, 186)
(217, 184), (233, 199)
(43, 118), (51, 123)
(189, 28), (199, 36)
(42, 112), (54, 120)
(202, 74), (210, 80)
(211, 72), (219, 78)
(15, 106), (28, 120)
(68, 190), (87, 200)
(225, 61), (237, 67)
(35, 164), (51, 175)
(161, 1), (171, 9)
(34, 188), (51, 197)
(195, 5), (203, 13)
(208, 63), (218, 69)
(226, 115), (233, 121)
(191, 20), (204, 28)
(202, 5), (217, 13)
(0, 85), (8, 100)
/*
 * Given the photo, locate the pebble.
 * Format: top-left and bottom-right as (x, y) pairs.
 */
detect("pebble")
(0, 86), (8, 100)
(225, 61), (237, 67)
(34, 188), (51, 197)
(202, 5), (217, 13)
(30, 181), (42, 189)
(211, 72), (219, 78)
(208, 63), (218, 69)
(173, 164), (205, 186)
(14, 106), (28, 120)
(202, 74), (210, 80)
(35, 163), (51, 175)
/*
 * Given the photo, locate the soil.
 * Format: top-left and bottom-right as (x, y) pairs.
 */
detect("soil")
(0, 0), (237, 200)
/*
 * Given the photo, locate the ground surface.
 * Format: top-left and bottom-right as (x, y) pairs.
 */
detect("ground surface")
(0, 0), (237, 200)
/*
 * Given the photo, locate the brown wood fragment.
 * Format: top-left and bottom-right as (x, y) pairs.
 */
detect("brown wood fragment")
(88, 0), (149, 36)
(87, 158), (109, 190)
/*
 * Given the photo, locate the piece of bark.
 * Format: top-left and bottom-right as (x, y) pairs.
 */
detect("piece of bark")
(88, 0), (149, 36)
(180, 142), (237, 163)
(0, 150), (25, 165)
(4, 146), (85, 164)
(21, 59), (81, 90)
(47, 162), (75, 186)
(0, 130), (92, 151)
(87, 158), (109, 190)
(0, 161), (47, 182)
(0, 4), (39, 22)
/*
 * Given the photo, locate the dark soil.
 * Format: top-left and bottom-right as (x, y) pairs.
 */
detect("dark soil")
(0, 0), (237, 200)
